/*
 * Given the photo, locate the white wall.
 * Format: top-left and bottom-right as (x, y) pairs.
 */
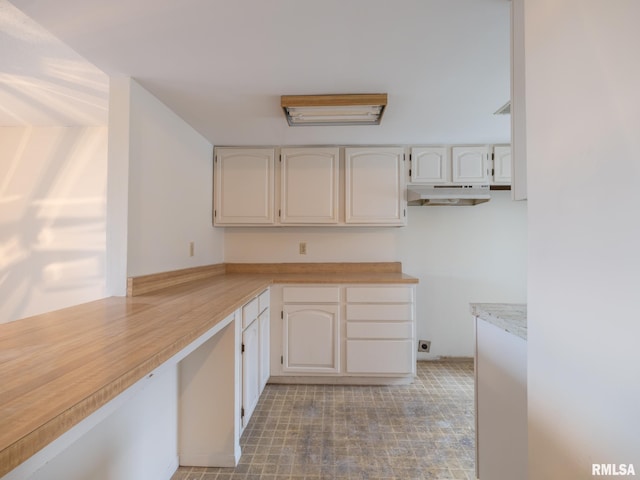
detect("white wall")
(1, 78), (223, 317)
(399, 191), (526, 357)
(0, 126), (107, 323)
(126, 79), (224, 276)
(225, 191), (527, 358)
(526, 0), (640, 477)
(106, 77), (224, 294)
(217, 0), (522, 359)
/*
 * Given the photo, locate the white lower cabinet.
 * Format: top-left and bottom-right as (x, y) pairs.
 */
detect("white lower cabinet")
(345, 286), (415, 375)
(282, 287), (341, 374)
(240, 288), (270, 430)
(272, 284), (416, 383)
(241, 318), (260, 428)
(283, 305), (340, 374)
(258, 308), (270, 393)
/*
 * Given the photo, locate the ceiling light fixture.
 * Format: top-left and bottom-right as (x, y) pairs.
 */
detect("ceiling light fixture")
(281, 94), (387, 126)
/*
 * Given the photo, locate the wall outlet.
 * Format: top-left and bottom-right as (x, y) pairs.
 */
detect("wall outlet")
(418, 340), (431, 353)
(299, 242), (307, 255)
(189, 241), (195, 257)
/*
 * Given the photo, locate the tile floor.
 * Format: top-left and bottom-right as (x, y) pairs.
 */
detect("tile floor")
(171, 361), (475, 480)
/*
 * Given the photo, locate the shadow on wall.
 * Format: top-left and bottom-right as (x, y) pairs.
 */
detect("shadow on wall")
(0, 126), (108, 323)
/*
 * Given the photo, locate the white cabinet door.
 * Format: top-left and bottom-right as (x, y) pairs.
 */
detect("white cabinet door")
(345, 147), (406, 225)
(493, 145), (512, 185)
(214, 148), (275, 225)
(259, 309), (270, 393)
(283, 304), (340, 374)
(410, 147), (450, 184)
(242, 319), (260, 428)
(451, 146), (490, 184)
(280, 147), (339, 224)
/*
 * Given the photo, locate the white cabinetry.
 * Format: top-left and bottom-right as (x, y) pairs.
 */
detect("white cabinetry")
(411, 145), (509, 185)
(345, 286), (415, 375)
(280, 147), (339, 224)
(214, 148), (275, 225)
(451, 146), (491, 184)
(241, 316), (259, 428)
(410, 147), (450, 184)
(345, 147), (406, 225)
(215, 146), (405, 227)
(282, 287), (340, 374)
(271, 284), (416, 383)
(240, 289), (270, 430)
(492, 145), (512, 185)
(258, 290), (270, 392)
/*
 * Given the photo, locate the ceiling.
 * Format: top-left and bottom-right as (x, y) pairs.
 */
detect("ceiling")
(3, 0), (510, 145)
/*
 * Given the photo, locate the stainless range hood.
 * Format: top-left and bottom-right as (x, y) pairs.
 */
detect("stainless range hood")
(407, 185), (491, 206)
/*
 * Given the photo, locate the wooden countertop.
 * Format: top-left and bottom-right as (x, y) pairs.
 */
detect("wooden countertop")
(0, 263), (417, 477)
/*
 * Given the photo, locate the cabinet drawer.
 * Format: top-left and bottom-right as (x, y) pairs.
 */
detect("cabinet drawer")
(346, 286), (413, 304)
(346, 304), (413, 321)
(258, 289), (270, 313)
(283, 286), (340, 304)
(346, 340), (413, 374)
(346, 322), (413, 339)
(242, 297), (259, 329)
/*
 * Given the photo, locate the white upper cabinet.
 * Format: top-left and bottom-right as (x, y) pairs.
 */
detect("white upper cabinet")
(451, 146), (491, 184)
(214, 148), (275, 225)
(345, 147), (406, 225)
(493, 145), (512, 185)
(410, 147), (450, 184)
(280, 147), (339, 224)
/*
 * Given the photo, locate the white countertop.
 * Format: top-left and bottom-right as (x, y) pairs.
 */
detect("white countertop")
(470, 303), (527, 340)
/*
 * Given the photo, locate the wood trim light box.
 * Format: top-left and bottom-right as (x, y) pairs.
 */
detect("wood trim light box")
(281, 94), (387, 126)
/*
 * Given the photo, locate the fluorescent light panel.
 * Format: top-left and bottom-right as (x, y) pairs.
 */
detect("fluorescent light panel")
(281, 94), (387, 126)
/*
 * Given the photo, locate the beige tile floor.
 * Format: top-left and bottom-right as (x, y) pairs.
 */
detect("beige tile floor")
(171, 361), (475, 480)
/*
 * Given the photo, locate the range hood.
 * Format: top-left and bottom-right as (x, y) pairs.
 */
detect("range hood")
(407, 185), (491, 206)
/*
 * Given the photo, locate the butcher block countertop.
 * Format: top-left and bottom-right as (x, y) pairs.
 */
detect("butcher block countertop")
(0, 262), (417, 477)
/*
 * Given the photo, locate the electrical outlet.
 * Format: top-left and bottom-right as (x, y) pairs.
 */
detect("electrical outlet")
(418, 340), (431, 353)
(189, 241), (195, 257)
(299, 242), (307, 255)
